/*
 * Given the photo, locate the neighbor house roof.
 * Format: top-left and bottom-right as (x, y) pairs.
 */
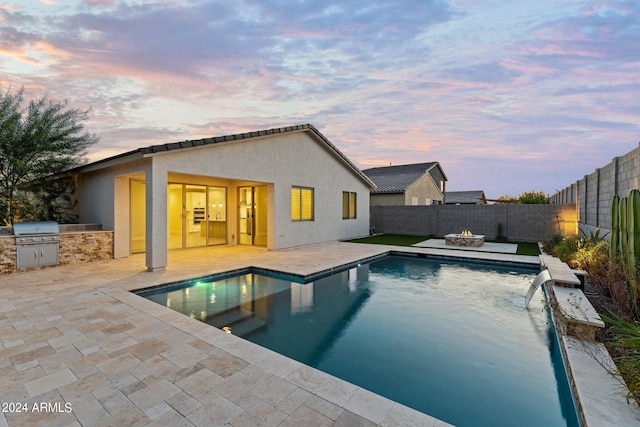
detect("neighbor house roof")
(72, 124), (376, 188)
(361, 162), (444, 194)
(444, 190), (486, 204)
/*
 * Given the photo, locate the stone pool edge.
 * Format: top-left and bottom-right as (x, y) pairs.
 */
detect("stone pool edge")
(107, 285), (452, 427)
(125, 243), (640, 427)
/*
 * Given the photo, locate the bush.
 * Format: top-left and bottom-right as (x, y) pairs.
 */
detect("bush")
(495, 222), (508, 242)
(542, 233), (564, 255)
(602, 313), (640, 399)
(552, 235), (582, 264)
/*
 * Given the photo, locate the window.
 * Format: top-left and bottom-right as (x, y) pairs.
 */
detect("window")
(291, 186), (314, 221)
(342, 191), (357, 219)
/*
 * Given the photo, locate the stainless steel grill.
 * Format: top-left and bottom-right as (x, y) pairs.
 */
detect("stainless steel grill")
(14, 221), (60, 269)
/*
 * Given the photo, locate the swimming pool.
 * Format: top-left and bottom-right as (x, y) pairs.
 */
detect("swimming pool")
(135, 255), (579, 427)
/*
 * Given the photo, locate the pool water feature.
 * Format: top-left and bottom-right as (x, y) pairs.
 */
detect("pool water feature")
(135, 255), (579, 427)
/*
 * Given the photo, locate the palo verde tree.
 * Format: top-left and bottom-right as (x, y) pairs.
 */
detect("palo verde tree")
(516, 190), (549, 204)
(0, 86), (98, 225)
(497, 190), (549, 204)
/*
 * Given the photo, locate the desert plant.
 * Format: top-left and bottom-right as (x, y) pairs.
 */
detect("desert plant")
(543, 233), (565, 255)
(517, 190), (549, 204)
(601, 313), (640, 399)
(611, 194), (620, 263)
(611, 190), (640, 316)
(572, 239), (609, 275)
(0, 86), (97, 225)
(496, 222), (508, 242)
(552, 234), (582, 264)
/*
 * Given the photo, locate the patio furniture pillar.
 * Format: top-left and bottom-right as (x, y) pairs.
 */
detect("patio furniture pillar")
(145, 160), (168, 272)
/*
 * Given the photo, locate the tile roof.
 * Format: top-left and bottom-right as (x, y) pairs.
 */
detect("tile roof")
(444, 191), (486, 204)
(362, 162), (438, 176)
(362, 162), (438, 194)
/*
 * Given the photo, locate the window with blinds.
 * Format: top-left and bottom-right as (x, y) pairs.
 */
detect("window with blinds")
(291, 186), (314, 221)
(342, 191), (357, 219)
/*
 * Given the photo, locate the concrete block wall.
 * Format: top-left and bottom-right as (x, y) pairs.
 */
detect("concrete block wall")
(437, 205), (497, 237)
(370, 204), (576, 242)
(550, 143), (640, 236)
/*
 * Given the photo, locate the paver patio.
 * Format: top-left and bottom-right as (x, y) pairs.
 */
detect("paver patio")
(1, 242), (461, 427)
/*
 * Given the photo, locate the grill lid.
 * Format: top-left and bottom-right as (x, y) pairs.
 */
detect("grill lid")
(14, 221), (60, 235)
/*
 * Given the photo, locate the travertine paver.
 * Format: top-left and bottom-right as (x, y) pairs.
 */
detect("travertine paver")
(1, 241), (542, 427)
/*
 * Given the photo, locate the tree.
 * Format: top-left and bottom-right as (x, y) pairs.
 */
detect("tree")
(0, 87), (98, 225)
(496, 191), (549, 204)
(517, 190), (548, 204)
(496, 194), (517, 203)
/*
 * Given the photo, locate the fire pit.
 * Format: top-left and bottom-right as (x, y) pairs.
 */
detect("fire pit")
(444, 230), (485, 247)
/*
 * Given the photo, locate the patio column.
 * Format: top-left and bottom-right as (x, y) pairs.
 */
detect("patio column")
(145, 160), (168, 271)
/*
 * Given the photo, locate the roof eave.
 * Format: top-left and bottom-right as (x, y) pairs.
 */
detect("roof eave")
(71, 149), (145, 173)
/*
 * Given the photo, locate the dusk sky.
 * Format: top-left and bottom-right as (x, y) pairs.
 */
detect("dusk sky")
(1, 0), (639, 198)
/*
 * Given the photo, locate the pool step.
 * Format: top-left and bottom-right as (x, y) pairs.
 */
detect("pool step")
(206, 308), (253, 328)
(227, 317), (267, 337)
(205, 308), (267, 337)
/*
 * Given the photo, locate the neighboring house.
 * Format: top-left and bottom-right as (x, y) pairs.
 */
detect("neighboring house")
(362, 162), (447, 206)
(69, 124), (375, 272)
(444, 191), (487, 205)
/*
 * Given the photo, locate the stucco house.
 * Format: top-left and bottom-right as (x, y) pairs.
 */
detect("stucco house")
(362, 162), (447, 206)
(70, 124), (375, 272)
(444, 190), (487, 205)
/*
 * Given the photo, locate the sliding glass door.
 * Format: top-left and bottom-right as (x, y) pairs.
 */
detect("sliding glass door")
(239, 186), (267, 246)
(168, 184), (227, 249)
(208, 187), (227, 246)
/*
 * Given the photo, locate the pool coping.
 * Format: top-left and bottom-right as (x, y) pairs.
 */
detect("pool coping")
(128, 245), (640, 427)
(130, 245), (612, 426)
(1, 242), (457, 427)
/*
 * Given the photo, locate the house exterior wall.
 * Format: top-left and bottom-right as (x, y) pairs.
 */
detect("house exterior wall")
(75, 158), (147, 258)
(370, 193), (405, 206)
(74, 130), (371, 266)
(404, 173), (444, 205)
(428, 166), (447, 193)
(148, 130), (371, 249)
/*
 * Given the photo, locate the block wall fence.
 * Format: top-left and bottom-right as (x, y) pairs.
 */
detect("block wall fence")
(549, 143), (640, 237)
(370, 204), (577, 242)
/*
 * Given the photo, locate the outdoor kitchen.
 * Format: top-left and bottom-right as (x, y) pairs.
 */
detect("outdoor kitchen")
(0, 223), (113, 274)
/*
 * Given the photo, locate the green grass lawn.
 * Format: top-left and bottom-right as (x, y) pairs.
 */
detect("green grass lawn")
(346, 234), (541, 255)
(514, 242), (541, 256)
(345, 234), (433, 246)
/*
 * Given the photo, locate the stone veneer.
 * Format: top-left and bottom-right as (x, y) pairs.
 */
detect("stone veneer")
(0, 236), (17, 274)
(0, 225), (113, 274)
(58, 231), (113, 266)
(444, 233), (485, 247)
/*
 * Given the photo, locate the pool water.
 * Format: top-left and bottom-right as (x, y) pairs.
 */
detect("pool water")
(137, 255), (579, 427)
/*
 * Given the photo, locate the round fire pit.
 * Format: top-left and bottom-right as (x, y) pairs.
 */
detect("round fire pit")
(444, 232), (485, 247)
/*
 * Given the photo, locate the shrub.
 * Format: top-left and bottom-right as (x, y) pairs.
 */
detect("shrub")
(543, 233), (564, 255)
(552, 235), (582, 264)
(495, 222), (508, 242)
(601, 313), (640, 399)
